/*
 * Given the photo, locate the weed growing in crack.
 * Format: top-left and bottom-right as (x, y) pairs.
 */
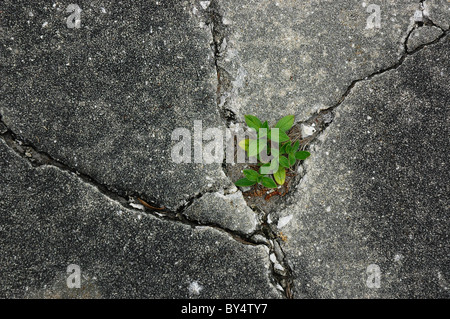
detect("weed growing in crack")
(235, 115), (310, 193)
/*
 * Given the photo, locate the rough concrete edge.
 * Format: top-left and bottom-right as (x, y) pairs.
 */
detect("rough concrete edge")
(0, 118), (287, 298)
(272, 10), (449, 298)
(1, 0), (447, 299)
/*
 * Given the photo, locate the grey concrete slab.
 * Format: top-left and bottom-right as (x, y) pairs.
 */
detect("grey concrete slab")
(1, 0), (230, 210)
(1, 0), (449, 300)
(276, 36), (450, 298)
(183, 191), (258, 235)
(213, 0), (423, 122)
(425, 0), (450, 29)
(0, 139), (281, 298)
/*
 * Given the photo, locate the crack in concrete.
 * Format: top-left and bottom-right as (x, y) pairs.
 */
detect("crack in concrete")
(298, 17), (449, 148)
(406, 3), (448, 52)
(0, 115), (262, 246)
(270, 13), (449, 299)
(207, 0), (238, 125)
(1, 115), (290, 297)
(202, 1), (449, 298)
(281, 12), (449, 207)
(420, 0), (449, 31)
(1, 1), (446, 299)
(204, 0), (295, 298)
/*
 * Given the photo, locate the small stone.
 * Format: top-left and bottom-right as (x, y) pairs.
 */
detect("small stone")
(269, 253), (277, 263)
(251, 234), (270, 245)
(129, 203), (145, 210)
(414, 10), (423, 22)
(273, 240), (285, 261)
(301, 124), (317, 137)
(199, 1), (210, 10)
(277, 214), (293, 229)
(183, 192), (257, 235)
(273, 262), (286, 275)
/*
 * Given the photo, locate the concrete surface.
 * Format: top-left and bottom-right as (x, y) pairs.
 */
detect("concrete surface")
(0, 139), (280, 298)
(0, 0), (449, 299)
(183, 191), (258, 235)
(1, 0), (230, 210)
(407, 25), (443, 51)
(214, 0), (422, 122)
(276, 35), (449, 298)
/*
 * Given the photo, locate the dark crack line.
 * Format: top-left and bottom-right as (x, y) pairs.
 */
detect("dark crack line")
(207, 0), (238, 126)
(0, 116), (262, 248)
(284, 17), (449, 197)
(302, 22), (449, 144)
(207, 13), (449, 298)
(273, 17), (448, 299)
(419, 1), (449, 32)
(408, 1), (448, 52)
(204, 0), (294, 299)
(258, 211), (296, 298)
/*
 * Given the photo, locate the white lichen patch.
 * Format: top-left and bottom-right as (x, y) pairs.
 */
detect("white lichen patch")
(277, 214), (293, 229)
(129, 203), (145, 210)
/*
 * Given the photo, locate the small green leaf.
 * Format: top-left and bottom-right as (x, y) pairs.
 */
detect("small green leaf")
(286, 143), (292, 153)
(238, 139), (249, 151)
(269, 129), (290, 143)
(280, 143), (289, 155)
(289, 152), (296, 166)
(273, 167), (286, 185)
(295, 151), (311, 160)
(292, 140), (300, 152)
(262, 121), (269, 129)
(279, 131), (290, 143)
(243, 169), (260, 182)
(235, 178), (257, 187)
(245, 115), (263, 130)
(258, 127), (268, 139)
(261, 177), (278, 189)
(275, 115), (295, 132)
(279, 156), (290, 168)
(248, 139), (267, 157)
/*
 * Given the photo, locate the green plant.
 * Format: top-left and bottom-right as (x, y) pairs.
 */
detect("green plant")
(235, 114), (311, 189)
